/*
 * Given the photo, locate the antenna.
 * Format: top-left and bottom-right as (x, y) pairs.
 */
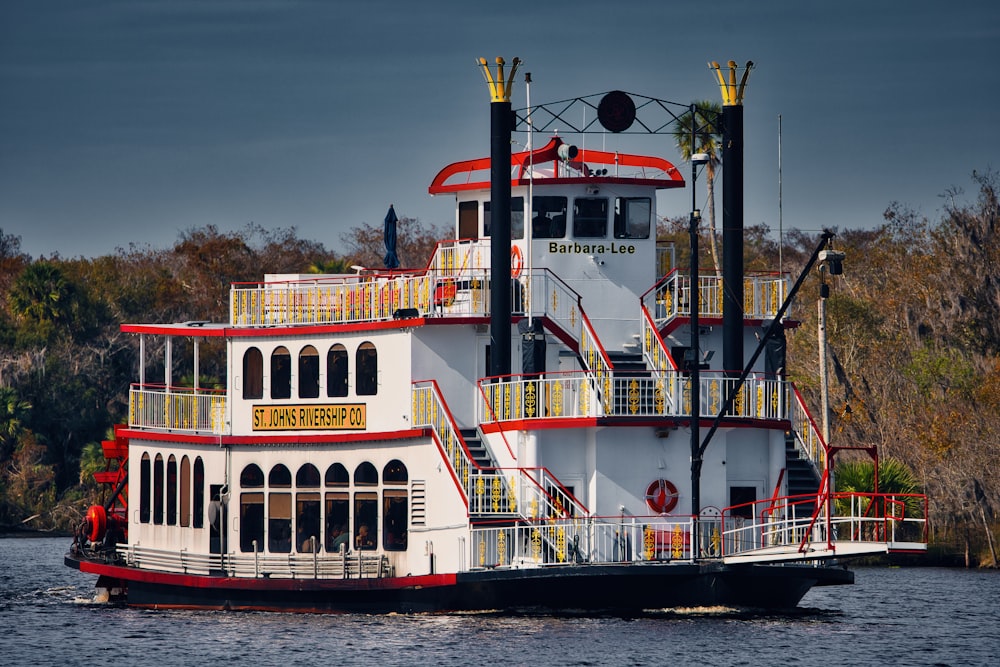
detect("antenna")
(778, 113), (783, 273)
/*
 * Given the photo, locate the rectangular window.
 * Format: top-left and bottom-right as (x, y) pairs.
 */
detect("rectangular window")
(179, 457), (191, 527)
(531, 196), (567, 239)
(729, 486), (757, 519)
(614, 197), (651, 239)
(382, 490), (408, 551)
(354, 492), (378, 551)
(325, 492), (350, 553)
(458, 201), (479, 240)
(573, 197), (608, 238)
(296, 492), (321, 552)
(484, 197), (525, 239)
(268, 492), (292, 553)
(240, 492), (264, 552)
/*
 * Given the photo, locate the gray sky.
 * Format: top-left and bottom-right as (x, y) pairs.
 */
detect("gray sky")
(2, 0), (997, 260)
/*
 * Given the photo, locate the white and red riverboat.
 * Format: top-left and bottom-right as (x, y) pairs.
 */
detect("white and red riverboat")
(66, 66), (928, 612)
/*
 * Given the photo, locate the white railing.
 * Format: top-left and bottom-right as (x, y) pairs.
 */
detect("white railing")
(789, 385), (827, 472)
(129, 385), (227, 433)
(478, 371), (789, 423)
(230, 274), (437, 327)
(411, 380), (473, 501)
(639, 303), (678, 376)
(469, 516), (703, 569)
(118, 543), (389, 579)
(467, 467), (588, 520)
(645, 271), (789, 323)
(722, 492), (928, 560)
(412, 380), (587, 519)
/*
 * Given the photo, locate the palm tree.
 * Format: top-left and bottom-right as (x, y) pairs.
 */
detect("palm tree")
(673, 101), (723, 275)
(0, 386), (31, 459)
(306, 258), (354, 275)
(835, 457), (924, 519)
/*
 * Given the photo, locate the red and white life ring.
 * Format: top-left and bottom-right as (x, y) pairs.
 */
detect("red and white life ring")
(644, 479), (679, 514)
(510, 245), (523, 278)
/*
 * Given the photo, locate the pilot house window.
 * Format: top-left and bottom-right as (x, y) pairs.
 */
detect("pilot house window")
(573, 197), (608, 238)
(613, 197), (651, 239)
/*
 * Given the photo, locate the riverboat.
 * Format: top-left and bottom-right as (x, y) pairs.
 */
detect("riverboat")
(65, 63), (928, 612)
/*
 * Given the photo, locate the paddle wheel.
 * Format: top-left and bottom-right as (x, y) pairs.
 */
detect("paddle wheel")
(78, 424), (129, 551)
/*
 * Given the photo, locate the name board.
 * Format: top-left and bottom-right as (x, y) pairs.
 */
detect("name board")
(252, 404), (367, 431)
(548, 241), (636, 255)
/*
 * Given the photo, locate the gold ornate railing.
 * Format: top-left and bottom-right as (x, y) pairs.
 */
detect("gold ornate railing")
(129, 385), (227, 434)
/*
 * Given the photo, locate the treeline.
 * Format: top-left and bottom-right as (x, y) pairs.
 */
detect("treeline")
(2, 175), (998, 566)
(0, 216), (442, 532)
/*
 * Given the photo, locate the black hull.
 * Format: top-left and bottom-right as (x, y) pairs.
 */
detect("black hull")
(66, 552), (852, 613)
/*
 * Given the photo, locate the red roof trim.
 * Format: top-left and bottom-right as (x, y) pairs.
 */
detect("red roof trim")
(429, 137), (685, 195)
(119, 427), (430, 446)
(121, 318), (426, 337)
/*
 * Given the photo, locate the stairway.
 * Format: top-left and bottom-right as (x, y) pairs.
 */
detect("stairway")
(461, 428), (494, 469)
(785, 432), (822, 517)
(607, 350), (657, 415)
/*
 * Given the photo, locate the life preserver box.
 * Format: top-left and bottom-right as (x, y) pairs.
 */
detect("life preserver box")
(86, 504), (107, 542)
(511, 245), (523, 278)
(644, 479), (679, 514)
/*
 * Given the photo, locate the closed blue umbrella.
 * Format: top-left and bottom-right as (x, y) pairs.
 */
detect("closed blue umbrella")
(383, 204), (400, 269)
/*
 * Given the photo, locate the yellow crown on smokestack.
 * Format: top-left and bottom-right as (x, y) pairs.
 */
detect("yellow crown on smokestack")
(710, 60), (754, 106)
(479, 56), (521, 102)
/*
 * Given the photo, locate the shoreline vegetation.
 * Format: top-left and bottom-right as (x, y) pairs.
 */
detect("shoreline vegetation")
(1, 171), (998, 569)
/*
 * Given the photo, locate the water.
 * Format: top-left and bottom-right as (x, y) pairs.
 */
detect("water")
(1, 537), (997, 666)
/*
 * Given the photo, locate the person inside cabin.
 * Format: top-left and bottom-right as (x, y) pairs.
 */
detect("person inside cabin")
(355, 523), (374, 549)
(330, 524), (351, 553)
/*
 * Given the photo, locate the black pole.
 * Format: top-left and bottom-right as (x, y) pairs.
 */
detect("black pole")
(489, 99), (513, 377)
(722, 104), (744, 378)
(698, 231), (834, 460)
(689, 104), (702, 547)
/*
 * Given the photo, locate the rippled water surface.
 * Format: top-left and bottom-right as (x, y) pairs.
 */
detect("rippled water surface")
(2, 537), (997, 666)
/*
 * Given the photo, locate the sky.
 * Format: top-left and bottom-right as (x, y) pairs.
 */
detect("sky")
(1, 0), (998, 260)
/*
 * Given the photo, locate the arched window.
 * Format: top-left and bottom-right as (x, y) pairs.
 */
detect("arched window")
(241, 463), (264, 487)
(243, 347), (263, 399)
(269, 464), (291, 487)
(192, 457), (205, 529)
(240, 463), (265, 553)
(325, 463), (349, 487)
(270, 346), (291, 399)
(296, 463), (320, 488)
(354, 461), (378, 486)
(298, 345), (319, 399)
(179, 456), (191, 527)
(166, 454), (178, 525)
(327, 344), (349, 397)
(268, 464), (292, 553)
(153, 454), (164, 525)
(139, 453), (151, 523)
(356, 342), (377, 395)
(383, 459), (408, 484)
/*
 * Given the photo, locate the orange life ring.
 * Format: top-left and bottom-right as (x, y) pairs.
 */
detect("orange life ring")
(510, 245), (523, 278)
(644, 479), (679, 514)
(86, 504), (107, 542)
